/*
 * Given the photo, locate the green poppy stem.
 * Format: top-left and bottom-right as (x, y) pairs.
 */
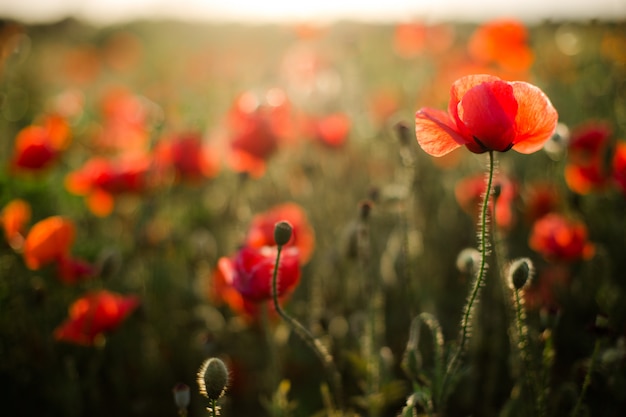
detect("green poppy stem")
(441, 150), (495, 402)
(271, 245), (344, 410)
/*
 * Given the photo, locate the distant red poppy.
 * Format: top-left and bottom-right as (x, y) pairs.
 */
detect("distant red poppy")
(523, 264), (571, 311)
(153, 131), (220, 183)
(306, 113), (351, 148)
(0, 199), (31, 250)
(454, 174), (517, 230)
(415, 74), (558, 157)
(65, 155), (151, 217)
(225, 89), (294, 177)
(92, 86), (150, 154)
(56, 255), (96, 285)
(564, 121), (613, 194)
(219, 245), (301, 303)
(529, 213), (595, 262)
(23, 216), (75, 270)
(611, 142), (626, 194)
(54, 290), (140, 346)
(10, 113), (71, 172)
(468, 19), (534, 74)
(245, 203), (315, 264)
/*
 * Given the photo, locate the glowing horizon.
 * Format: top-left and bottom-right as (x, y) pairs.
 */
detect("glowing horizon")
(0, 0), (624, 25)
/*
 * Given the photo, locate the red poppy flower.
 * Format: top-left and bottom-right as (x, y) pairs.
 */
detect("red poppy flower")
(219, 246), (301, 303)
(225, 89), (294, 177)
(56, 255), (96, 285)
(415, 74), (558, 157)
(529, 213), (595, 262)
(564, 121), (613, 194)
(10, 113), (71, 173)
(612, 142), (626, 194)
(23, 216), (75, 270)
(65, 155), (151, 217)
(306, 113), (351, 148)
(54, 290), (140, 346)
(0, 199), (31, 250)
(245, 203), (315, 263)
(468, 19), (534, 74)
(454, 173), (517, 230)
(153, 132), (220, 183)
(523, 264), (571, 311)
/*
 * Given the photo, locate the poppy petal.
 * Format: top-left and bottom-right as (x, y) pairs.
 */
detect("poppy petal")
(510, 81), (559, 154)
(456, 80), (517, 151)
(415, 108), (467, 156)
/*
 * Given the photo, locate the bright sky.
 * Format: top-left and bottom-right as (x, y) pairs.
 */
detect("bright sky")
(0, 0), (624, 25)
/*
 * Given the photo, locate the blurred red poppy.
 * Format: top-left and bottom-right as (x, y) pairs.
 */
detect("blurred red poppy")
(454, 174), (517, 230)
(305, 112), (351, 148)
(415, 74), (558, 157)
(0, 199), (31, 250)
(220, 245), (301, 303)
(56, 255), (96, 285)
(225, 89), (294, 177)
(153, 131), (220, 184)
(65, 155), (151, 217)
(23, 216), (75, 270)
(245, 203), (315, 264)
(54, 290), (140, 346)
(523, 264), (571, 311)
(529, 213), (595, 262)
(10, 113), (71, 172)
(468, 19), (534, 74)
(611, 142), (626, 194)
(564, 121), (613, 194)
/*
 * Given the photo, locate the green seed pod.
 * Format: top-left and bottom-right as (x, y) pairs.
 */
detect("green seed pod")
(274, 221), (293, 246)
(197, 357), (229, 401)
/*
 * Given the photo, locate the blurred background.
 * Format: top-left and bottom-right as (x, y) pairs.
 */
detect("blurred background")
(1, 1), (626, 417)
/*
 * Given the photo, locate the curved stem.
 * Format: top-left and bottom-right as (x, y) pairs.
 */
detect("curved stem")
(271, 245), (344, 410)
(571, 338), (601, 417)
(441, 150), (495, 400)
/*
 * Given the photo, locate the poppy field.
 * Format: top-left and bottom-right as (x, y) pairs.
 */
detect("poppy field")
(1, 15), (626, 417)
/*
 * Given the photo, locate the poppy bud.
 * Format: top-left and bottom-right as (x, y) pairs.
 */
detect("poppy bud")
(508, 257), (534, 290)
(456, 248), (481, 274)
(172, 383), (190, 411)
(197, 357), (229, 401)
(274, 221), (293, 247)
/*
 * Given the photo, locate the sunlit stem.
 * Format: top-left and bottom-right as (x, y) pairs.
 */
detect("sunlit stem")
(209, 399), (217, 417)
(271, 245), (344, 410)
(442, 150), (495, 400)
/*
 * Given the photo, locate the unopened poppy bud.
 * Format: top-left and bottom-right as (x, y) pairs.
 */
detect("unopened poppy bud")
(197, 357), (229, 401)
(456, 248), (480, 274)
(172, 383), (190, 410)
(492, 183), (502, 201)
(508, 258), (534, 290)
(274, 221), (293, 246)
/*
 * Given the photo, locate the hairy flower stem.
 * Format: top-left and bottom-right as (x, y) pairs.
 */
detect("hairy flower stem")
(271, 245), (344, 410)
(441, 150), (495, 402)
(571, 338), (601, 417)
(209, 399), (217, 417)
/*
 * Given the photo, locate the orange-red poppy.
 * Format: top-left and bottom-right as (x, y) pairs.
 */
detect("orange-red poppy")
(612, 142), (626, 194)
(56, 255), (96, 285)
(468, 19), (534, 74)
(23, 216), (75, 270)
(564, 121), (613, 194)
(10, 114), (71, 173)
(305, 112), (351, 148)
(529, 213), (595, 262)
(153, 131), (220, 184)
(54, 290), (140, 346)
(245, 203), (315, 264)
(0, 199), (31, 250)
(224, 89), (294, 177)
(415, 74), (558, 157)
(65, 155), (151, 217)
